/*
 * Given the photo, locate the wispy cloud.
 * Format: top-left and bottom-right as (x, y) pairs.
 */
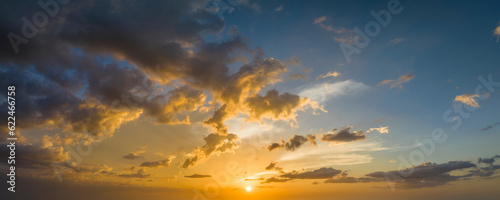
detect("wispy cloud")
(377, 74), (414, 89)
(316, 71), (340, 80)
(274, 5), (284, 12)
(481, 121), (500, 131)
(314, 16), (327, 24)
(298, 79), (369, 103)
(389, 38), (406, 45)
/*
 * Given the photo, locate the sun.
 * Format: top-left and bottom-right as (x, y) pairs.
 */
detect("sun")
(245, 186), (252, 192)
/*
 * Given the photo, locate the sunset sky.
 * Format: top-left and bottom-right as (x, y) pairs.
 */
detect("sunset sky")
(1, 0), (500, 199)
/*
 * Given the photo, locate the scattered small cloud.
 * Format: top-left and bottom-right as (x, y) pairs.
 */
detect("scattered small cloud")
(313, 16), (356, 44)
(494, 22), (500, 42)
(274, 5), (283, 12)
(316, 71), (341, 80)
(267, 135), (317, 151)
(314, 16), (327, 24)
(140, 156), (175, 168)
(288, 74), (310, 81)
(262, 167), (344, 184)
(184, 174), (212, 178)
(265, 161), (283, 171)
(321, 127), (366, 144)
(377, 74), (414, 89)
(123, 150), (146, 160)
(481, 121), (500, 131)
(454, 93), (481, 108)
(389, 38), (406, 45)
(367, 126), (389, 134)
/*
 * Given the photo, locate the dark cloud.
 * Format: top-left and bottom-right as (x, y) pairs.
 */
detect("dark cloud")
(140, 158), (174, 168)
(469, 155), (500, 177)
(320, 127), (365, 143)
(0, 0), (325, 171)
(266, 134), (317, 152)
(366, 161), (476, 189)
(481, 122), (500, 131)
(0, 137), (68, 169)
(265, 162), (278, 170)
(267, 143), (281, 151)
(324, 172), (375, 184)
(184, 174), (211, 178)
(182, 133), (238, 168)
(264, 161), (283, 171)
(262, 167), (343, 184)
(261, 177), (292, 184)
(123, 151), (145, 160)
(478, 155), (499, 165)
(280, 167), (342, 179)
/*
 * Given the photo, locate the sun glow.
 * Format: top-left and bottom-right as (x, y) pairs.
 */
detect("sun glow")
(246, 187), (252, 192)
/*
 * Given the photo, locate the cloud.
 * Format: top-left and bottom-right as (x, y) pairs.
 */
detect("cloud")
(314, 16), (327, 24)
(0, 137), (68, 169)
(261, 177), (292, 183)
(184, 174), (212, 178)
(454, 93), (481, 108)
(0, 0), (325, 169)
(140, 157), (175, 168)
(118, 168), (152, 179)
(494, 23), (500, 42)
(298, 79), (369, 103)
(274, 5), (283, 12)
(262, 167), (343, 184)
(281, 167), (342, 179)
(123, 150), (146, 160)
(377, 74), (414, 89)
(321, 127), (366, 144)
(265, 162), (278, 170)
(267, 134), (317, 151)
(284, 56), (302, 67)
(288, 74), (309, 81)
(389, 38), (406, 45)
(366, 161), (477, 189)
(367, 126), (389, 134)
(478, 155), (500, 165)
(316, 71), (340, 80)
(265, 161), (283, 172)
(481, 122), (500, 131)
(182, 133), (239, 168)
(325, 172), (375, 183)
(244, 89), (315, 122)
(313, 16), (356, 44)
(469, 155), (500, 177)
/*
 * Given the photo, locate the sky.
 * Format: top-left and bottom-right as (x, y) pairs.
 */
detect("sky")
(1, 0), (500, 199)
